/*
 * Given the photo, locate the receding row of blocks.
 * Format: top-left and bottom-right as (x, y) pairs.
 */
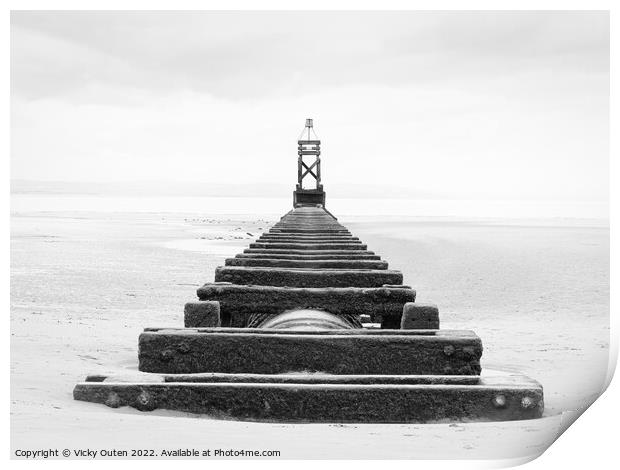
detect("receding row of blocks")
(224, 211), (392, 288)
(184, 299), (439, 330)
(225, 210), (395, 289)
(73, 206), (545, 422)
(207, 206), (439, 327)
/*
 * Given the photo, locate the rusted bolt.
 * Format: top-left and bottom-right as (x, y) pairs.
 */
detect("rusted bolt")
(492, 394), (507, 408)
(443, 345), (455, 356)
(521, 396), (535, 409)
(135, 390), (157, 411)
(104, 392), (121, 408)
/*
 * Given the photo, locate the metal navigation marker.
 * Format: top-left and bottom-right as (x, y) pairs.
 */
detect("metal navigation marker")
(295, 118), (325, 207)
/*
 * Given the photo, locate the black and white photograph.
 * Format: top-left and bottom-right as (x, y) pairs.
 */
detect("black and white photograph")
(8, 3), (614, 464)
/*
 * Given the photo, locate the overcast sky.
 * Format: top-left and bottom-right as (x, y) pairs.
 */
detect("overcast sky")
(11, 11), (609, 201)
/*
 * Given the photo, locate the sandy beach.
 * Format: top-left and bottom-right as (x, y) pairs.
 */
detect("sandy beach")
(10, 202), (610, 461)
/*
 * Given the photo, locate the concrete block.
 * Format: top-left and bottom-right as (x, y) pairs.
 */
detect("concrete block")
(214, 266), (402, 288)
(224, 258), (388, 270)
(73, 372), (543, 422)
(138, 327), (481, 375)
(183, 301), (220, 328)
(270, 229), (350, 234)
(237, 253), (381, 260)
(242, 249), (379, 258)
(249, 242), (367, 250)
(258, 237), (361, 243)
(260, 234), (358, 240)
(401, 303), (440, 329)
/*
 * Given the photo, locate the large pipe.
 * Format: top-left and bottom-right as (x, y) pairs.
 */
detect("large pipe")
(256, 309), (358, 331)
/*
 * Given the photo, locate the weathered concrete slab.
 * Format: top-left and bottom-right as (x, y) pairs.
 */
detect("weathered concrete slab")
(249, 242), (367, 250)
(261, 232), (356, 237)
(237, 252), (381, 260)
(257, 238), (361, 244)
(195, 283), (416, 327)
(225, 258), (388, 270)
(273, 221), (346, 224)
(138, 328), (481, 375)
(260, 234), (358, 240)
(243, 248), (377, 257)
(184, 301), (221, 328)
(73, 372), (543, 422)
(270, 228), (350, 234)
(272, 229), (347, 233)
(255, 239), (363, 245)
(401, 302), (440, 329)
(214, 266), (402, 288)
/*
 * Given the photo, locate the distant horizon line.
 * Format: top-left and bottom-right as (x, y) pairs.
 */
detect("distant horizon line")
(9, 179), (607, 203)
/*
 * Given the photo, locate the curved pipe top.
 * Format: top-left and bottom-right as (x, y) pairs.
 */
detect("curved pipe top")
(258, 309), (355, 331)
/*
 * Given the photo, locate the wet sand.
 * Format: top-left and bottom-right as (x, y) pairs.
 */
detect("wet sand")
(10, 210), (609, 461)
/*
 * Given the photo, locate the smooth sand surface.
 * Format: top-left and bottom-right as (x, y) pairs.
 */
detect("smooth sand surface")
(10, 210), (609, 460)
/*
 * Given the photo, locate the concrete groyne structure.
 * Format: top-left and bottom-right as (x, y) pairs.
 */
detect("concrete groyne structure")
(74, 120), (543, 423)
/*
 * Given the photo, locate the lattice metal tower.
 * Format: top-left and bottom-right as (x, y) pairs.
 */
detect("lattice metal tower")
(294, 118), (326, 207)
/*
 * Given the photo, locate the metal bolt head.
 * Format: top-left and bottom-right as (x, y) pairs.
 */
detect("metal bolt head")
(492, 394), (507, 408)
(521, 396), (535, 409)
(443, 345), (455, 356)
(135, 390), (157, 411)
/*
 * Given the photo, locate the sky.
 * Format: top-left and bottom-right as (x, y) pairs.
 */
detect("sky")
(10, 11), (609, 201)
